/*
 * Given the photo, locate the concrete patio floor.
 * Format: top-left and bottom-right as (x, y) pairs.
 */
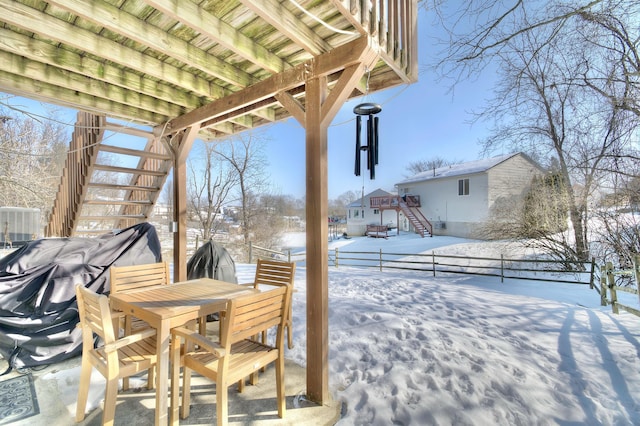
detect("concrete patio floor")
(1, 355), (341, 426)
(1, 319), (342, 426)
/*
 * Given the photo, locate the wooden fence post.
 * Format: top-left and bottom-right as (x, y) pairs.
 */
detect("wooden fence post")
(288, 249), (291, 263)
(607, 262), (619, 314)
(501, 254), (504, 283)
(634, 255), (640, 305)
(589, 257), (596, 290)
(600, 264), (608, 306)
(249, 241), (253, 263)
(432, 251), (436, 277)
(335, 247), (339, 268)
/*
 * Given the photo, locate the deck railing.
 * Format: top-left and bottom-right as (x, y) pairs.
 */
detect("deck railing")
(45, 112), (103, 237)
(338, 0), (418, 81)
(370, 195), (421, 208)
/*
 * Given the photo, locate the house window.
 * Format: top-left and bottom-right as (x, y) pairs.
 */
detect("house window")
(458, 178), (469, 196)
(354, 210), (359, 218)
(373, 209), (380, 215)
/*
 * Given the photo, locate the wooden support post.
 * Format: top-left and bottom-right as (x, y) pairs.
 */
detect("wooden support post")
(275, 41), (379, 404)
(305, 75), (329, 403)
(170, 127), (198, 283)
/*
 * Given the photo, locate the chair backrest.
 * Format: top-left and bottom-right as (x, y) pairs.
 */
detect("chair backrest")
(76, 285), (117, 345)
(110, 261), (170, 294)
(220, 286), (289, 346)
(253, 259), (295, 289)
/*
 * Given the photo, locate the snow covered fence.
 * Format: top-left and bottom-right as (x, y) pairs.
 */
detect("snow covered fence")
(601, 255), (640, 317)
(330, 247), (597, 286)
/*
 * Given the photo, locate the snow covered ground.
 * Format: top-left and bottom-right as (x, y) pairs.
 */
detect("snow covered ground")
(242, 232), (640, 425)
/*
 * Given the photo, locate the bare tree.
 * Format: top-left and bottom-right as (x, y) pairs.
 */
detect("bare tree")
(187, 141), (238, 241)
(480, 18), (638, 262)
(427, 1), (609, 83)
(215, 132), (270, 246)
(0, 106), (67, 216)
(427, 0), (640, 263)
(591, 164), (640, 270)
(404, 156), (459, 177)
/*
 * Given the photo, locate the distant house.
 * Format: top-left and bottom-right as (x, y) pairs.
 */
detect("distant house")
(395, 152), (545, 238)
(346, 188), (399, 236)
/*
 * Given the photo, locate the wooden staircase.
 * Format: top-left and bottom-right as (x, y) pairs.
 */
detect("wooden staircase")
(45, 112), (173, 237)
(398, 199), (432, 238)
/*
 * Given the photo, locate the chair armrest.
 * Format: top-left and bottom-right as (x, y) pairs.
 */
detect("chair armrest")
(171, 326), (226, 357)
(104, 328), (157, 353)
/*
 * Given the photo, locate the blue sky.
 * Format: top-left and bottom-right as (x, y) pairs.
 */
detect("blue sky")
(0, 8), (497, 201)
(232, 8), (498, 199)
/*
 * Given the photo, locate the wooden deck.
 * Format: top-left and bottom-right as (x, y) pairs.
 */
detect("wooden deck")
(0, 0), (418, 407)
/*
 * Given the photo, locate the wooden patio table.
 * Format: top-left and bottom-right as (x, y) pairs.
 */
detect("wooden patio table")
(109, 278), (255, 426)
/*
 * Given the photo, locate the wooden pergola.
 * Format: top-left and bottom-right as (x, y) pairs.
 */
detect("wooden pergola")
(0, 0), (418, 405)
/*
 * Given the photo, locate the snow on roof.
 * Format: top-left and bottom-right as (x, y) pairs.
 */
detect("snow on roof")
(397, 152), (523, 185)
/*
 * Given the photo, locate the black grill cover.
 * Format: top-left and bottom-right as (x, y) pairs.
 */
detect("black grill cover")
(186, 240), (237, 284)
(187, 240), (237, 322)
(0, 222), (162, 370)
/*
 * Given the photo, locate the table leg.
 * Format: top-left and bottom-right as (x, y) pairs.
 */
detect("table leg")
(155, 319), (170, 426)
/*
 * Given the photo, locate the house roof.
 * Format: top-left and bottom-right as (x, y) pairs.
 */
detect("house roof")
(396, 152), (539, 185)
(347, 188), (394, 207)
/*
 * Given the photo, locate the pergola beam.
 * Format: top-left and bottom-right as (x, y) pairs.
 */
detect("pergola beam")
(163, 36), (376, 134)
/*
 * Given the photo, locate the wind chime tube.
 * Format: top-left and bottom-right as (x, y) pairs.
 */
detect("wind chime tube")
(354, 115), (361, 176)
(353, 102), (382, 180)
(373, 116), (379, 166)
(367, 115), (375, 179)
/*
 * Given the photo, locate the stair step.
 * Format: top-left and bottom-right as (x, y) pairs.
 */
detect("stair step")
(78, 215), (147, 220)
(74, 229), (116, 235)
(99, 144), (171, 161)
(84, 199), (153, 206)
(93, 164), (166, 176)
(88, 183), (160, 191)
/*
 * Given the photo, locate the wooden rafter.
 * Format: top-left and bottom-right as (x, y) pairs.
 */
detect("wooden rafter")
(239, 0), (332, 55)
(144, 0), (289, 74)
(47, 0), (254, 88)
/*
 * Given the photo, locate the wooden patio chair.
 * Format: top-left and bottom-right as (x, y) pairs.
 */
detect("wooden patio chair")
(241, 258), (296, 349)
(75, 285), (158, 426)
(170, 285), (291, 426)
(109, 261), (169, 388)
(110, 261), (170, 331)
(110, 261), (170, 294)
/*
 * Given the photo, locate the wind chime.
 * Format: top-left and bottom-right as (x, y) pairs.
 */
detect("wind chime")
(353, 102), (382, 179)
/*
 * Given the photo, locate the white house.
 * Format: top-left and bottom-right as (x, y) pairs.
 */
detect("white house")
(395, 152), (545, 238)
(346, 188), (399, 236)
